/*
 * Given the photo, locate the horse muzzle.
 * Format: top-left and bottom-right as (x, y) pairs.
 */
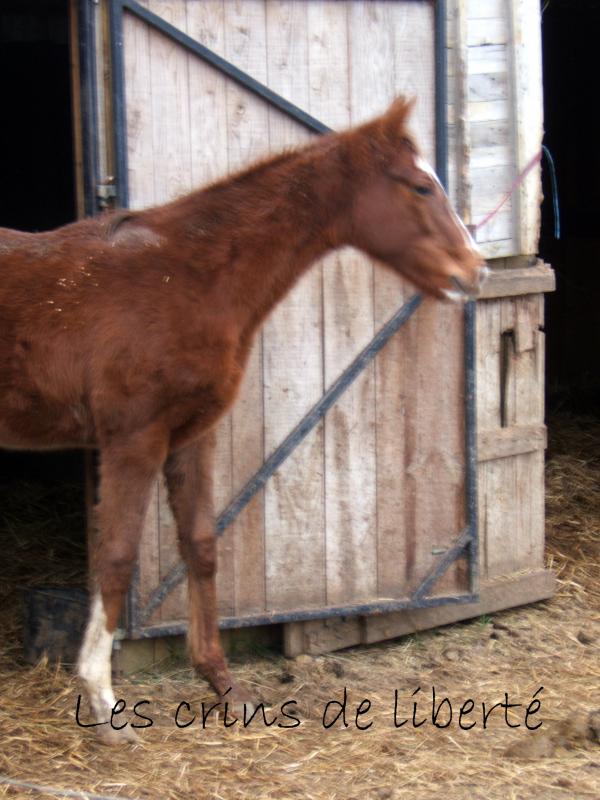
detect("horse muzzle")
(444, 264), (489, 302)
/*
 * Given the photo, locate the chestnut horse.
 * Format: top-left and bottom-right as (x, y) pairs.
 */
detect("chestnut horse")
(0, 98), (485, 742)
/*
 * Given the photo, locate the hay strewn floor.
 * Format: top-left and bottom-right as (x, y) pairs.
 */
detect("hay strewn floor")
(0, 414), (598, 800)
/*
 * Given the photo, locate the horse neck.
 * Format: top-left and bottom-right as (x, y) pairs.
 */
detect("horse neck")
(168, 140), (352, 336)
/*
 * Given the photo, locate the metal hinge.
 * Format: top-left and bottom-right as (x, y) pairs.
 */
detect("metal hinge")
(97, 177), (117, 210)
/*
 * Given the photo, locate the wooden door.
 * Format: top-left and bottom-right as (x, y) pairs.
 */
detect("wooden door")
(102, 0), (476, 638)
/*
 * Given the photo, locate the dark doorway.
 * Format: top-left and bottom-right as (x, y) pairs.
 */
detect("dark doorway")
(0, 0), (87, 640)
(540, 0), (600, 414)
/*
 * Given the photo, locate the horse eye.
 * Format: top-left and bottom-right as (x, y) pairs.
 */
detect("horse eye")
(413, 185), (433, 197)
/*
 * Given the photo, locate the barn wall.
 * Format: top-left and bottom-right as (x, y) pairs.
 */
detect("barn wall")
(86, 0), (554, 650)
(446, 0), (543, 259)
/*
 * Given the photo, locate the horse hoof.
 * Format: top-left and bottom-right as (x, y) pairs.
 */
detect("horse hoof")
(97, 725), (140, 746)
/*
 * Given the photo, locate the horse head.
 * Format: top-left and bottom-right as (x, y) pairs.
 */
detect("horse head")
(348, 97), (487, 301)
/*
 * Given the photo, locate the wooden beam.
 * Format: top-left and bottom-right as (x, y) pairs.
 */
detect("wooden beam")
(508, 0), (544, 255)
(477, 424), (547, 462)
(478, 263), (555, 299)
(282, 569), (555, 655)
(283, 616), (363, 658)
(362, 569), (555, 644)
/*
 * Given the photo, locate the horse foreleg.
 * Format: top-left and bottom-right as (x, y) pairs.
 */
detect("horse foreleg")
(164, 434), (255, 713)
(77, 428), (168, 744)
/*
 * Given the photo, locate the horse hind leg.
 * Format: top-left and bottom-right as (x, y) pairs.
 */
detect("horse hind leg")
(77, 427), (168, 744)
(164, 434), (256, 714)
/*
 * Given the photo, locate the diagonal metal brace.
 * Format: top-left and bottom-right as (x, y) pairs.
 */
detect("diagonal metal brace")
(411, 528), (472, 602)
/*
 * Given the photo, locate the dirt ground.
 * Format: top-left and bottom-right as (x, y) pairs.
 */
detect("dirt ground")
(0, 413), (598, 800)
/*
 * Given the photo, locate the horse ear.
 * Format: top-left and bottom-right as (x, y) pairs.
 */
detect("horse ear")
(382, 96), (416, 142)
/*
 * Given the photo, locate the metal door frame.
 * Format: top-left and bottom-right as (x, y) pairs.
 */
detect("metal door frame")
(83, 0), (479, 638)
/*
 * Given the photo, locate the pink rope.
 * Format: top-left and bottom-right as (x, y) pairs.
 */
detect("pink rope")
(474, 150), (542, 233)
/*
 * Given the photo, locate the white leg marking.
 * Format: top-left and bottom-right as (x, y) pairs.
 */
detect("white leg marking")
(77, 593), (116, 723)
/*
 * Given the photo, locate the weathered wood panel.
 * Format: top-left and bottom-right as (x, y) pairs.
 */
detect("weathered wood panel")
(185, 0), (235, 617)
(446, 0), (543, 259)
(283, 569), (556, 655)
(222, 0), (269, 618)
(476, 291), (546, 580)
(118, 1), (551, 650)
(262, 0), (325, 612)
(122, 0), (460, 627)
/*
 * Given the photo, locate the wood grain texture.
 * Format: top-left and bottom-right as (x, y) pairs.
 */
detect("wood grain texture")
(282, 569), (555, 654)
(147, 1), (192, 204)
(320, 2), (378, 607)
(122, 5), (161, 626)
(508, 0), (544, 255)
(223, 0), (269, 617)
(479, 450), (545, 578)
(478, 264), (556, 299)
(263, 0), (325, 612)
(115, 1), (551, 643)
(184, 0), (236, 617)
(123, 8), (155, 210)
(478, 424), (547, 462)
(363, 569), (555, 645)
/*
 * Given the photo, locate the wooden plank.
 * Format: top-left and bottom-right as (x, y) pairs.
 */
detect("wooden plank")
(476, 296), (501, 432)
(499, 297), (517, 428)
(473, 207), (513, 243)
(467, 18), (508, 47)
(157, 475), (184, 621)
(147, 0), (192, 204)
(513, 294), (544, 425)
(213, 416), (235, 617)
(470, 146), (513, 170)
(223, 0), (269, 617)
(318, 1), (384, 607)
(374, 1), (436, 597)
(480, 450), (545, 578)
(451, 0), (470, 218)
(306, 1), (351, 132)
(467, 99), (511, 123)
(138, 481), (161, 626)
(468, 71), (508, 103)
(408, 299), (466, 597)
(122, 2), (174, 623)
(123, 6), (155, 209)
(262, 0), (325, 612)
(478, 425), (547, 462)
(282, 569), (556, 654)
(478, 264), (556, 299)
(467, 0), (505, 20)
(468, 43), (508, 75)
(186, 0), (230, 186)
(508, 0), (544, 255)
(479, 239), (518, 260)
(389, 0), (436, 160)
(470, 164), (516, 211)
(362, 569), (555, 645)
(184, 0), (235, 617)
(470, 119), (510, 149)
(283, 616), (363, 658)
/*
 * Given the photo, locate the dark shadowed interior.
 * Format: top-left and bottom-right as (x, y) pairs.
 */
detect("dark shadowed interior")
(539, 0), (600, 414)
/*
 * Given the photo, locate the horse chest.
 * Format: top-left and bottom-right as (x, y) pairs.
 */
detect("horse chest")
(165, 346), (248, 450)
